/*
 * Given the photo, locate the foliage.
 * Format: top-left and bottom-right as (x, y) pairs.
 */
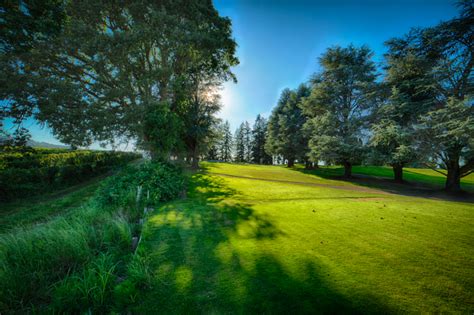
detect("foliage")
(180, 82), (222, 167)
(1, 0), (238, 157)
(219, 121), (234, 162)
(384, 4), (473, 190)
(251, 114), (272, 164)
(420, 98), (474, 177)
(0, 147), (140, 201)
(302, 45), (377, 176)
(266, 85), (310, 166)
(96, 161), (185, 207)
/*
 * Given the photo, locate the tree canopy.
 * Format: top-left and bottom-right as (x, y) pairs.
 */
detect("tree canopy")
(1, 0), (238, 159)
(302, 45), (377, 177)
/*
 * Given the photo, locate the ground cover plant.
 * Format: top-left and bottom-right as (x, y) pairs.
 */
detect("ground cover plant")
(122, 162), (473, 313)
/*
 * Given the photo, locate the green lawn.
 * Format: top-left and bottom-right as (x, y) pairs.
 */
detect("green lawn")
(296, 165), (474, 191)
(130, 162), (474, 313)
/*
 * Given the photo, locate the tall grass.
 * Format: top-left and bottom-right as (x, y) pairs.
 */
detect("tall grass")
(0, 161), (184, 313)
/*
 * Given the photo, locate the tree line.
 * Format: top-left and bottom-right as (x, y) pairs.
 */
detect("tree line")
(1, 1), (472, 192)
(208, 3), (473, 192)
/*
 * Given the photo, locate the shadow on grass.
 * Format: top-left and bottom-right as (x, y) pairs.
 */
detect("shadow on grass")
(294, 167), (474, 202)
(125, 172), (392, 314)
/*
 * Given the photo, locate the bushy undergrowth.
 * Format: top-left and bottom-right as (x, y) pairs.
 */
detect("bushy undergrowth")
(0, 162), (184, 313)
(0, 147), (141, 201)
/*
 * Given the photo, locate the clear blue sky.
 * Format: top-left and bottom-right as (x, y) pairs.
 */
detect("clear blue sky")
(214, 0), (458, 129)
(5, 0), (459, 146)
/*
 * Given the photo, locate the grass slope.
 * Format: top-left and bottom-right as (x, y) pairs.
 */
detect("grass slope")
(0, 176), (104, 233)
(133, 162), (474, 313)
(298, 165), (474, 191)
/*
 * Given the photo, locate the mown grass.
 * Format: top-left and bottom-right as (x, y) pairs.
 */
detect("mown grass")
(296, 165), (474, 191)
(127, 162), (474, 313)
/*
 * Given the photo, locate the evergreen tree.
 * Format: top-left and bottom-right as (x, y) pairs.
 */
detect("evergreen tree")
(234, 123), (245, 162)
(266, 89), (291, 164)
(265, 85), (310, 167)
(251, 114), (272, 164)
(243, 121), (252, 162)
(302, 45), (377, 177)
(219, 121), (233, 162)
(205, 120), (224, 161)
(386, 4), (473, 191)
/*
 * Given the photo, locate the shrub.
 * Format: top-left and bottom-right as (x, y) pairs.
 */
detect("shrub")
(0, 148), (141, 201)
(96, 161), (185, 207)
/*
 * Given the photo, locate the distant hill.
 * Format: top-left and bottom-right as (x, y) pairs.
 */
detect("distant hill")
(27, 139), (70, 149)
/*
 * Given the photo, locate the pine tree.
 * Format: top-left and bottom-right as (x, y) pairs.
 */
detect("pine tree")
(302, 45), (377, 177)
(384, 4), (474, 191)
(243, 121), (252, 162)
(234, 123), (245, 162)
(265, 85), (310, 167)
(220, 121), (233, 162)
(251, 114), (272, 164)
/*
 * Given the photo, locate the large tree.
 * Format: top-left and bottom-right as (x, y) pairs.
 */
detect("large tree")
(369, 50), (434, 182)
(1, 1), (238, 158)
(181, 80), (222, 168)
(265, 85), (310, 167)
(386, 3), (473, 191)
(302, 45), (377, 177)
(251, 114), (272, 164)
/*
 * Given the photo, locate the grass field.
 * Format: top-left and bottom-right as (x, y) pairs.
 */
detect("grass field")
(131, 162), (474, 313)
(297, 165), (474, 191)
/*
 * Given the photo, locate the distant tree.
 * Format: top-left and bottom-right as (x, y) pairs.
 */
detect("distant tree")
(266, 89), (291, 164)
(251, 114), (272, 164)
(302, 45), (377, 177)
(265, 84), (310, 167)
(206, 121), (223, 161)
(219, 121), (233, 162)
(0, 127), (31, 148)
(243, 121), (252, 162)
(386, 3), (474, 191)
(234, 123), (245, 162)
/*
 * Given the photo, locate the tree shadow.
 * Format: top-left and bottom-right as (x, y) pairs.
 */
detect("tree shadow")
(294, 167), (474, 203)
(125, 172), (393, 314)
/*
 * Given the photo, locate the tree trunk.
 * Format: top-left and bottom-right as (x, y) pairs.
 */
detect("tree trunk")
(287, 158), (295, 168)
(446, 162), (461, 192)
(305, 161), (313, 169)
(392, 164), (403, 183)
(343, 161), (352, 178)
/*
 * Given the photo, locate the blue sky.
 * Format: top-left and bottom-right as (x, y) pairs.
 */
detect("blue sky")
(4, 0), (459, 146)
(214, 0), (458, 129)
